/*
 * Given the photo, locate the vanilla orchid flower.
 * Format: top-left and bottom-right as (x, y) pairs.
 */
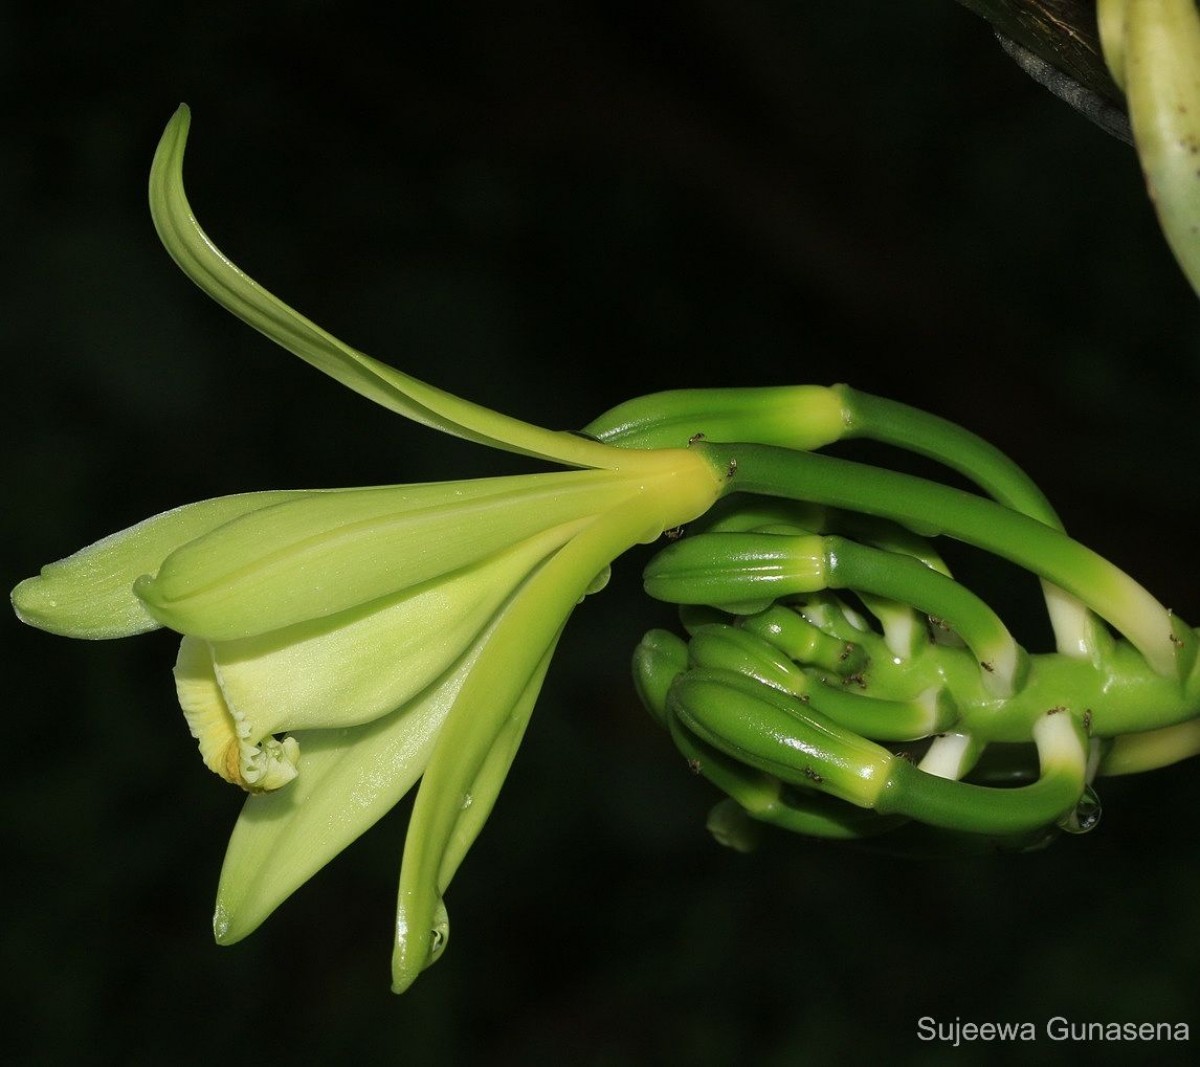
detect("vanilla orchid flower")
(11, 106), (725, 992)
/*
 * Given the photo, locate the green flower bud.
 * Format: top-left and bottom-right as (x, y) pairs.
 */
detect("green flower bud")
(669, 667), (896, 808)
(643, 531), (827, 608)
(631, 628), (690, 729)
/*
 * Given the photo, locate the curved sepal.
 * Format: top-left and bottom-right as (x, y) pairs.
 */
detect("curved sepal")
(150, 105), (632, 471)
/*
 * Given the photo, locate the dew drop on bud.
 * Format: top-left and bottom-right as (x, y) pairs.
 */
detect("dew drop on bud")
(706, 798), (761, 853)
(1057, 785), (1102, 835)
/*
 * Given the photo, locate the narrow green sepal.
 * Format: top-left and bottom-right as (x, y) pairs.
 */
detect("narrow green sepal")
(135, 473), (630, 640)
(213, 634), (486, 945)
(149, 105), (631, 471)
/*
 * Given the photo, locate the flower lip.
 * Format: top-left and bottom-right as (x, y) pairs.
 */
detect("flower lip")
(176, 636), (302, 792)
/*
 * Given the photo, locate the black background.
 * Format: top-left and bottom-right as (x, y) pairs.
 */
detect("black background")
(3, 2), (1199, 1064)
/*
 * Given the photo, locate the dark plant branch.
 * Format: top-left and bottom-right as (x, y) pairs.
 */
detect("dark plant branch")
(955, 0), (1122, 103)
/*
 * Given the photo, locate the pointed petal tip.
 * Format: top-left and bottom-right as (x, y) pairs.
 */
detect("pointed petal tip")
(212, 899), (248, 946)
(161, 103), (191, 142)
(151, 104), (191, 188)
(391, 898), (449, 994)
(10, 572), (83, 635)
(213, 873), (284, 947)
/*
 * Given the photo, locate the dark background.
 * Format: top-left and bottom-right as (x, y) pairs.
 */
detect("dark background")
(3, 2), (1199, 1063)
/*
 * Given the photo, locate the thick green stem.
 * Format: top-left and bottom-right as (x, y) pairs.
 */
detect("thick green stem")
(877, 710), (1088, 834)
(836, 385), (1101, 659)
(837, 386), (1061, 524)
(697, 441), (1190, 680)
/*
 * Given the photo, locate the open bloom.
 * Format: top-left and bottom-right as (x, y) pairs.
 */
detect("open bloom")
(11, 106), (725, 992)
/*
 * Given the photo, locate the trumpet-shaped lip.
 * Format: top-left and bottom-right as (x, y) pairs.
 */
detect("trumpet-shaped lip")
(176, 636), (301, 792)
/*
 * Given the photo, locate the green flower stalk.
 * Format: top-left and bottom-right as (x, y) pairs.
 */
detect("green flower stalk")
(1099, 0), (1200, 295)
(13, 102), (1200, 990)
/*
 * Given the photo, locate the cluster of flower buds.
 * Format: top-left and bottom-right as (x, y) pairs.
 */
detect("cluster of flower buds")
(622, 414), (1200, 854)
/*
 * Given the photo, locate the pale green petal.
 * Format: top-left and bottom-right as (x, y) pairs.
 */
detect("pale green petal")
(210, 521), (583, 737)
(136, 471), (639, 639)
(435, 634), (560, 892)
(391, 638), (558, 993)
(11, 490), (306, 639)
(151, 105), (626, 471)
(212, 607), (494, 945)
(392, 493), (666, 991)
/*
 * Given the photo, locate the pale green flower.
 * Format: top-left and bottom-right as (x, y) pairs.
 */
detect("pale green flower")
(11, 106), (725, 992)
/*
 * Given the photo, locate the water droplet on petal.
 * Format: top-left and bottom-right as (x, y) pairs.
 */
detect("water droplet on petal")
(429, 900), (450, 964)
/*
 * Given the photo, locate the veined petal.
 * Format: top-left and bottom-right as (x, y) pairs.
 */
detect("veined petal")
(135, 471), (642, 640)
(11, 490), (308, 639)
(211, 578), (510, 945)
(209, 520), (586, 738)
(151, 105), (633, 472)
